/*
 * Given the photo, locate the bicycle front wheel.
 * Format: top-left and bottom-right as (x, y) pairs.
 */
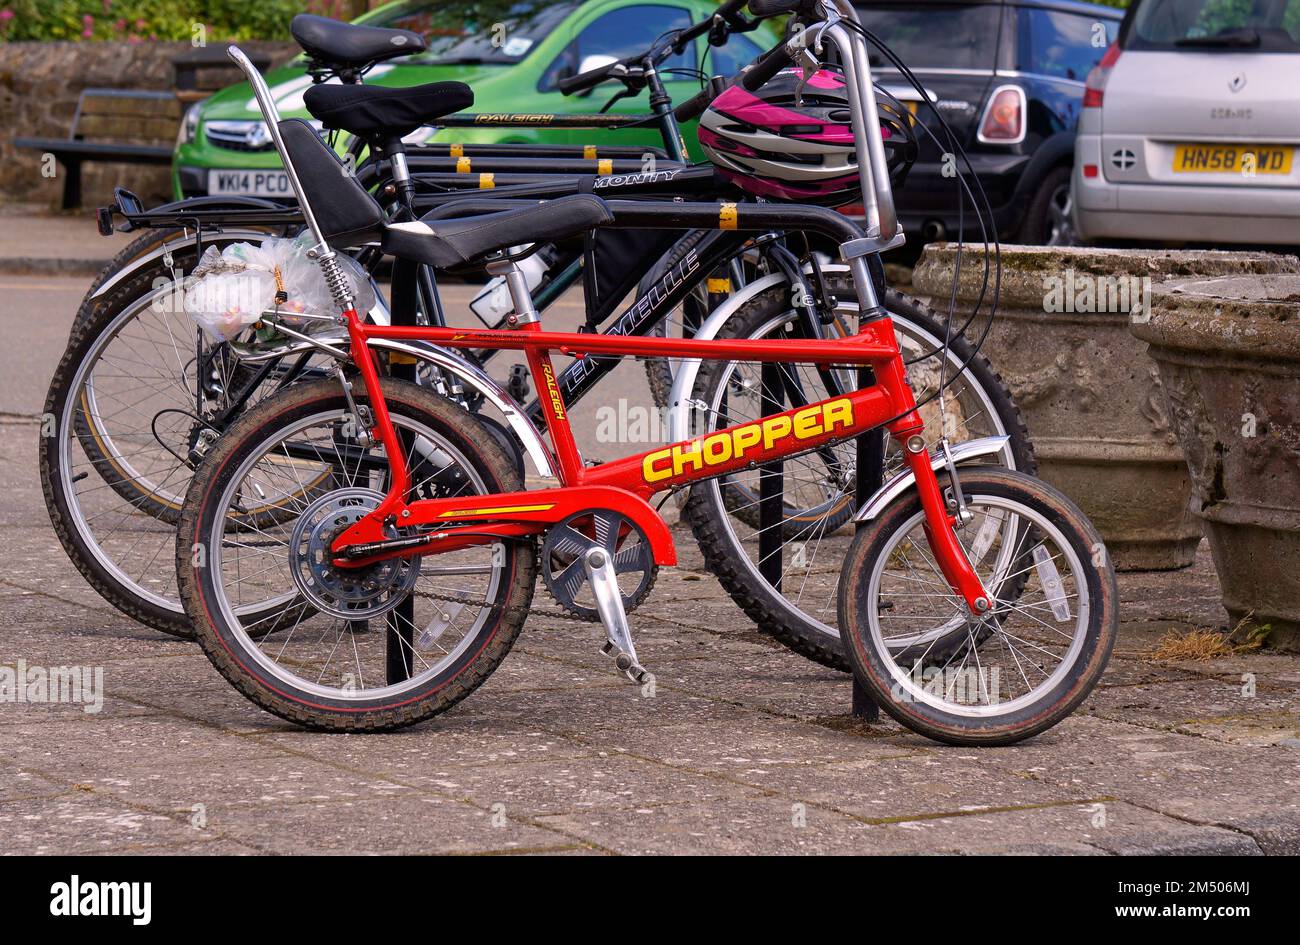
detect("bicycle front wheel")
(839, 468), (1118, 746)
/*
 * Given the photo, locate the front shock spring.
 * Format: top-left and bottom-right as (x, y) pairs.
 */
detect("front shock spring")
(317, 250), (355, 311)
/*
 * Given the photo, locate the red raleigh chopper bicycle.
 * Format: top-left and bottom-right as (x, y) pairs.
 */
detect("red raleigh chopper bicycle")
(176, 0), (1118, 744)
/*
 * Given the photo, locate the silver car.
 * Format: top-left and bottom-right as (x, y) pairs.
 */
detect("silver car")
(1073, 0), (1300, 246)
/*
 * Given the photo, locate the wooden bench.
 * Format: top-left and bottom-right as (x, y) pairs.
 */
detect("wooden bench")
(15, 89), (179, 209)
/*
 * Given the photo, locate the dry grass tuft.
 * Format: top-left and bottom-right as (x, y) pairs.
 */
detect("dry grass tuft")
(1150, 614), (1270, 662)
(1151, 629), (1237, 662)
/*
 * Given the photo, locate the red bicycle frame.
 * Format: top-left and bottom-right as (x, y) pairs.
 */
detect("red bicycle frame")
(328, 305), (992, 614)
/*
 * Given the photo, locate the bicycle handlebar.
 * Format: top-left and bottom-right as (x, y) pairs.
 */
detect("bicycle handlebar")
(672, 41), (795, 122)
(559, 0), (761, 97)
(740, 42), (794, 90)
(672, 76), (732, 121)
(747, 0), (805, 16)
(556, 58), (631, 95)
(672, 16), (796, 123)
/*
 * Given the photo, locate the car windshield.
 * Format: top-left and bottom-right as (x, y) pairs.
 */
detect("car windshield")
(855, 3), (1002, 69)
(1126, 0), (1300, 51)
(365, 0), (582, 64)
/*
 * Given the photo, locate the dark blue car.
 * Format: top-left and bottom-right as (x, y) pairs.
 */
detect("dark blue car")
(855, 0), (1124, 245)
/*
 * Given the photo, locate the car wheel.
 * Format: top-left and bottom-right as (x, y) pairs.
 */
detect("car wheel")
(1020, 166), (1078, 246)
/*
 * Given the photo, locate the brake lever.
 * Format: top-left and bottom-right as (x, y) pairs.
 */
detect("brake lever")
(792, 44), (822, 105)
(598, 84), (639, 114)
(598, 87), (634, 114)
(708, 17), (727, 46)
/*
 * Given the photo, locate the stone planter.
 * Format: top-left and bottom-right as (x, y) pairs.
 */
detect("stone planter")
(913, 244), (1300, 571)
(1131, 274), (1300, 650)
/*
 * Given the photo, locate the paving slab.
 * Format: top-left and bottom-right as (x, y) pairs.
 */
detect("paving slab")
(0, 793), (198, 855)
(855, 800), (1259, 856)
(393, 752), (765, 819)
(0, 761), (77, 803)
(2, 264), (1300, 854)
(981, 715), (1300, 853)
(536, 794), (881, 855)
(743, 752), (1091, 822)
(1085, 676), (1300, 748)
(0, 713), (293, 771)
(216, 795), (585, 855)
(90, 755), (419, 817)
(252, 723), (596, 772)
(579, 715), (924, 775)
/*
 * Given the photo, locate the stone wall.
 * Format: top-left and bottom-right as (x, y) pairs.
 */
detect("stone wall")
(0, 41), (296, 210)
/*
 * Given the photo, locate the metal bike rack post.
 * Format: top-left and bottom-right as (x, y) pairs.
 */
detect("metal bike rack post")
(853, 369), (883, 722)
(828, 0), (893, 721)
(758, 363), (786, 592)
(385, 259), (422, 685)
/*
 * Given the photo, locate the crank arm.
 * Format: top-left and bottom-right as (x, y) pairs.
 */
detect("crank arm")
(584, 546), (649, 684)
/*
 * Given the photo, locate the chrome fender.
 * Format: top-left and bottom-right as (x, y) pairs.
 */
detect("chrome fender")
(852, 436), (1011, 522)
(90, 229), (275, 300)
(367, 337), (556, 480)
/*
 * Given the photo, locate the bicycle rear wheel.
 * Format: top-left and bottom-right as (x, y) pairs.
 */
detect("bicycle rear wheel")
(42, 266), (324, 636)
(178, 377), (536, 731)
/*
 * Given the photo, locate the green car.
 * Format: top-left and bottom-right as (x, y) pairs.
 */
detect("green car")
(173, 0), (772, 199)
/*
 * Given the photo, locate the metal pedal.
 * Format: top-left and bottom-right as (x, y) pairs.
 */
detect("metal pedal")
(583, 546), (650, 685)
(601, 641), (651, 685)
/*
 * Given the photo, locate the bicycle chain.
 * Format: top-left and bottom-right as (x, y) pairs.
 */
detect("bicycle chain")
(231, 545), (595, 621)
(413, 586), (594, 624)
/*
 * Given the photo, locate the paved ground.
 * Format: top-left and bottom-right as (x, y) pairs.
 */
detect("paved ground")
(2, 217), (1299, 855)
(0, 205), (136, 276)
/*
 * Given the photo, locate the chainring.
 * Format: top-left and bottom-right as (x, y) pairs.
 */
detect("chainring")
(540, 510), (657, 621)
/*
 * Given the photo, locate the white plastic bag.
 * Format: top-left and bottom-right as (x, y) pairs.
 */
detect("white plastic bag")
(183, 266), (278, 341)
(184, 235), (375, 341)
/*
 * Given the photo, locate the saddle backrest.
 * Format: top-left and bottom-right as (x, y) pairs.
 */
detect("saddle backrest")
(278, 118), (386, 247)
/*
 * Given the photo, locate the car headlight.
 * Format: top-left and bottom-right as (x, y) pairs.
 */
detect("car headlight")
(178, 103), (201, 147)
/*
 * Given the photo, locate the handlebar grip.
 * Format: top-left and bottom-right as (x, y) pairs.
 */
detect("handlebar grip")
(717, 0), (751, 15)
(557, 59), (623, 95)
(748, 0), (802, 17)
(741, 43), (793, 91)
(673, 76), (732, 122)
(674, 88), (714, 123)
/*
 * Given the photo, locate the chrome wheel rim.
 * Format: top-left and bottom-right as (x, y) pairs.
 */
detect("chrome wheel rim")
(867, 494), (1089, 717)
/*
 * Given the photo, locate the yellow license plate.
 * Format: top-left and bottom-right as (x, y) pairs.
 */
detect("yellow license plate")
(1172, 144), (1293, 175)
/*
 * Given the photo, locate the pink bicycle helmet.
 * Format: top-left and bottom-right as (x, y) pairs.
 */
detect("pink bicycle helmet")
(698, 67), (917, 206)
